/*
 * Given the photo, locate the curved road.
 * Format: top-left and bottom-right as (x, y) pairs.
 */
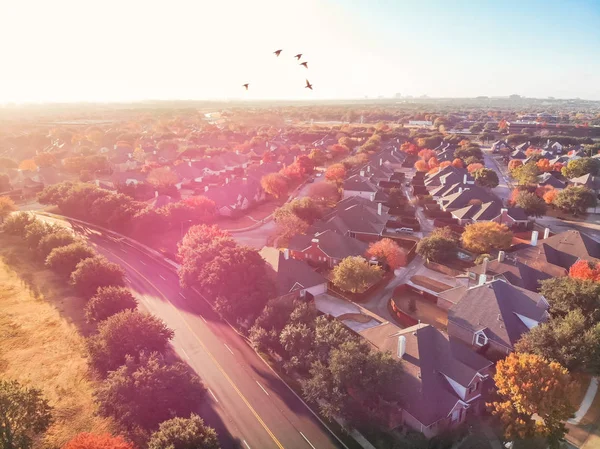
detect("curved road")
(36, 215), (346, 449)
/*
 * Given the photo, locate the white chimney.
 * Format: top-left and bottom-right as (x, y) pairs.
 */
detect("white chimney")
(154, 190), (158, 198)
(531, 230), (539, 247)
(397, 335), (406, 359)
(204, 186), (209, 192)
(360, 170), (365, 177)
(311, 238), (319, 245)
(378, 202), (382, 216)
(463, 174), (467, 184)
(544, 227), (550, 239)
(188, 161), (192, 167)
(380, 158), (383, 167)
(283, 248), (290, 260)
(225, 177), (229, 184)
(478, 273), (487, 286)
(367, 166), (371, 173)
(498, 251), (505, 263)
(458, 187), (463, 194)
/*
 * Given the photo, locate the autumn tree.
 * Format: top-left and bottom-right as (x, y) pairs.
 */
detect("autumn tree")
(274, 213), (309, 247)
(562, 157), (600, 179)
(34, 153), (56, 168)
(62, 433), (136, 449)
(45, 242), (96, 277)
(87, 310), (174, 374)
(308, 182), (340, 206)
(260, 173), (289, 199)
(24, 220), (59, 249)
(553, 186), (597, 215)
(515, 191), (547, 217)
(37, 229), (76, 260)
(330, 144), (350, 158)
(71, 255), (125, 297)
(451, 158), (464, 168)
(461, 222), (513, 254)
(540, 277), (600, 322)
(466, 163), (484, 174)
(324, 163), (346, 183)
(3, 212), (35, 236)
(147, 167), (179, 188)
(427, 157), (439, 169)
(508, 159), (523, 171)
(490, 352), (575, 448)
(0, 196), (16, 223)
(414, 160), (428, 172)
(543, 188), (558, 205)
(417, 149), (435, 161)
(511, 162), (540, 185)
(367, 238), (406, 270)
(18, 159), (37, 172)
(148, 415), (220, 449)
(473, 168), (499, 188)
(569, 259), (600, 282)
(0, 379), (53, 449)
(332, 256), (383, 293)
(416, 227), (458, 263)
(536, 158), (552, 173)
(95, 353), (205, 430)
(85, 286), (138, 323)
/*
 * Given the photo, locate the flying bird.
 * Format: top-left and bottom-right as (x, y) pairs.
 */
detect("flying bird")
(300, 62), (308, 69)
(294, 53), (302, 60)
(242, 83), (249, 90)
(274, 49), (282, 57)
(305, 79), (313, 90)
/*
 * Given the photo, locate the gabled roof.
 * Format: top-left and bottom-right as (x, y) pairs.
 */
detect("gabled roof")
(538, 172), (566, 189)
(447, 280), (548, 350)
(439, 187), (497, 210)
(360, 323), (492, 426)
(570, 173), (600, 190)
(287, 229), (369, 260)
(318, 196), (388, 235)
(173, 162), (204, 180)
(146, 194), (174, 209)
(259, 247), (327, 296)
(511, 150), (527, 160)
(204, 178), (261, 209)
(343, 174), (378, 193)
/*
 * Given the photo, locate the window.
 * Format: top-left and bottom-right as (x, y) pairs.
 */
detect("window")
(475, 332), (487, 347)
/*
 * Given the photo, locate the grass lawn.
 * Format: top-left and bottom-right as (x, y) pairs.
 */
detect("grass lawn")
(0, 234), (115, 447)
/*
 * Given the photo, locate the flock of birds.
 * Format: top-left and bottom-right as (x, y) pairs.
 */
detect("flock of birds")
(242, 49), (312, 92)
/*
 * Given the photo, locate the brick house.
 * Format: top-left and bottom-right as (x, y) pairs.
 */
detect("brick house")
(450, 203), (528, 227)
(287, 229), (369, 268)
(360, 323), (493, 438)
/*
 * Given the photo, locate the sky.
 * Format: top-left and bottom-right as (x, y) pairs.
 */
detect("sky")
(0, 0), (598, 103)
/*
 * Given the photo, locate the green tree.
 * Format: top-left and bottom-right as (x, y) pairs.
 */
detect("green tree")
(473, 168), (499, 188)
(416, 228), (458, 263)
(561, 158), (600, 178)
(37, 230), (76, 260)
(45, 242), (96, 277)
(510, 162), (540, 185)
(0, 380), (53, 449)
(85, 286), (138, 323)
(454, 145), (483, 162)
(23, 221), (58, 249)
(515, 191), (547, 217)
(553, 186), (597, 215)
(0, 197), (16, 223)
(2, 212), (34, 237)
(274, 213), (309, 247)
(87, 310), (174, 373)
(148, 414), (220, 449)
(95, 353), (205, 430)
(331, 256), (383, 293)
(539, 277), (600, 322)
(70, 255), (125, 297)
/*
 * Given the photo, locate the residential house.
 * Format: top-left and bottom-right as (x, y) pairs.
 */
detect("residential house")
(569, 173), (600, 192)
(204, 177), (264, 216)
(110, 171), (147, 187)
(443, 280), (548, 360)
(259, 247), (328, 297)
(146, 193), (175, 209)
(437, 186), (497, 211)
(173, 161), (205, 183)
(110, 152), (138, 172)
(450, 203), (528, 227)
(360, 322), (493, 438)
(425, 167), (474, 189)
(537, 172), (565, 190)
(369, 148), (406, 168)
(510, 149), (527, 160)
(287, 229), (369, 268)
(342, 174), (379, 201)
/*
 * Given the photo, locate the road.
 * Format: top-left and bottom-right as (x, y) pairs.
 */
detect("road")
(482, 148), (512, 203)
(36, 215), (346, 449)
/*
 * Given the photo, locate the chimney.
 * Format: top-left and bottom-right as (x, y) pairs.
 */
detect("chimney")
(204, 185), (209, 192)
(378, 202), (382, 216)
(225, 177), (229, 184)
(283, 248), (290, 260)
(478, 257), (489, 286)
(463, 174), (467, 184)
(498, 251), (505, 263)
(236, 149), (239, 155)
(188, 161), (192, 167)
(530, 230), (539, 247)
(544, 227), (550, 239)
(260, 160), (264, 165)
(500, 208), (508, 224)
(242, 177), (247, 184)
(154, 190), (158, 198)
(458, 187), (463, 194)
(360, 170), (365, 177)
(380, 158), (383, 167)
(311, 238), (319, 246)
(397, 335), (406, 359)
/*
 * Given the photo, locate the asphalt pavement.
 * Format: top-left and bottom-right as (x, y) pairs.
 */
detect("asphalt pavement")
(36, 215), (346, 449)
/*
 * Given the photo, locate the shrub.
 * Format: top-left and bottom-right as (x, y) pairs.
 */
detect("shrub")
(85, 286), (138, 323)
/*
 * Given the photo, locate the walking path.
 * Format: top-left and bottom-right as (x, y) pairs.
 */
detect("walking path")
(569, 377), (599, 425)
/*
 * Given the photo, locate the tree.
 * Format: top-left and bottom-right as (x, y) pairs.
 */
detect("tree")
(330, 144), (350, 157)
(414, 160), (428, 172)
(489, 352), (575, 448)
(473, 168), (499, 188)
(516, 309), (600, 375)
(45, 242), (96, 277)
(451, 158), (464, 168)
(553, 186), (597, 215)
(148, 415), (220, 449)
(0, 196), (15, 223)
(454, 145), (483, 162)
(260, 173), (289, 199)
(62, 433), (136, 449)
(23, 220), (58, 249)
(95, 353), (205, 430)
(540, 277), (600, 323)
(274, 197), (322, 224)
(466, 163), (484, 174)
(274, 213), (309, 247)
(85, 286), (138, 323)
(569, 259), (600, 281)
(331, 256), (383, 293)
(37, 229), (76, 260)
(511, 162), (540, 185)
(417, 149), (435, 162)
(18, 159), (37, 172)
(366, 238), (406, 270)
(427, 157), (439, 169)
(515, 191), (547, 217)
(0, 379), (53, 449)
(536, 158), (552, 173)
(416, 228), (458, 262)
(461, 222), (513, 254)
(132, 147), (147, 163)
(324, 163), (346, 183)
(87, 310), (174, 373)
(71, 255), (125, 297)
(2, 212), (34, 236)
(308, 148), (326, 166)
(508, 159), (523, 171)
(543, 188), (558, 205)
(308, 182), (339, 206)
(34, 153), (56, 168)
(147, 167), (179, 188)
(562, 158), (600, 179)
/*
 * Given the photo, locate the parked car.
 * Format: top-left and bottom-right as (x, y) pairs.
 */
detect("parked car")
(395, 227), (414, 233)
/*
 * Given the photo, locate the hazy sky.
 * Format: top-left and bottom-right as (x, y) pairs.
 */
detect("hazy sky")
(0, 0), (599, 103)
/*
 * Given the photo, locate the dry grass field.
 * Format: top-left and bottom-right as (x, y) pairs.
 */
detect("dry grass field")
(0, 235), (115, 448)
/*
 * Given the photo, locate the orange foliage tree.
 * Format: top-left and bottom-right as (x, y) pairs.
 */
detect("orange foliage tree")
(147, 167), (178, 188)
(428, 157), (439, 169)
(536, 159), (552, 173)
(366, 238), (406, 270)
(62, 433), (136, 449)
(467, 163), (484, 173)
(34, 153), (56, 168)
(451, 158), (464, 168)
(414, 160), (428, 172)
(18, 159), (37, 172)
(543, 188), (558, 204)
(569, 259), (600, 281)
(508, 159), (523, 171)
(325, 163), (346, 184)
(418, 149), (435, 161)
(552, 162), (564, 172)
(400, 142), (418, 155)
(439, 161), (452, 169)
(489, 352), (576, 446)
(330, 144), (350, 157)
(260, 173), (289, 199)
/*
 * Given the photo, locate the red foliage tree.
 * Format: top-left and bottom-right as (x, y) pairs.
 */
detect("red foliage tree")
(569, 260), (600, 281)
(62, 433), (135, 449)
(279, 163), (304, 182)
(261, 173), (289, 198)
(452, 158), (464, 168)
(467, 163), (484, 173)
(400, 142), (418, 155)
(428, 157), (439, 169)
(367, 238), (406, 270)
(414, 160), (428, 172)
(536, 159), (552, 173)
(418, 149), (435, 161)
(543, 188), (558, 204)
(552, 162), (565, 172)
(439, 161), (452, 169)
(325, 163), (346, 183)
(308, 182), (340, 206)
(330, 144), (350, 157)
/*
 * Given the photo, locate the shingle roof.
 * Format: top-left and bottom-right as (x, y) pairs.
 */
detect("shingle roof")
(447, 280), (548, 350)
(538, 172), (566, 189)
(287, 229), (369, 260)
(343, 174), (378, 193)
(317, 197), (388, 235)
(439, 187), (497, 210)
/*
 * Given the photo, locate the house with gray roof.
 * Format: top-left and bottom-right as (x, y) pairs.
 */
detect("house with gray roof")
(437, 186), (497, 211)
(287, 229), (369, 268)
(342, 174), (379, 201)
(450, 202), (528, 226)
(537, 172), (565, 190)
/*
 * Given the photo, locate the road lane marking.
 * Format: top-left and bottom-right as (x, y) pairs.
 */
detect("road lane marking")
(179, 292), (186, 299)
(256, 381), (269, 396)
(98, 250), (285, 449)
(180, 347), (190, 360)
(243, 441), (251, 449)
(224, 344), (234, 355)
(300, 432), (316, 449)
(119, 248), (127, 253)
(140, 260), (146, 265)
(200, 315), (207, 323)
(159, 274), (166, 281)
(208, 388), (219, 403)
